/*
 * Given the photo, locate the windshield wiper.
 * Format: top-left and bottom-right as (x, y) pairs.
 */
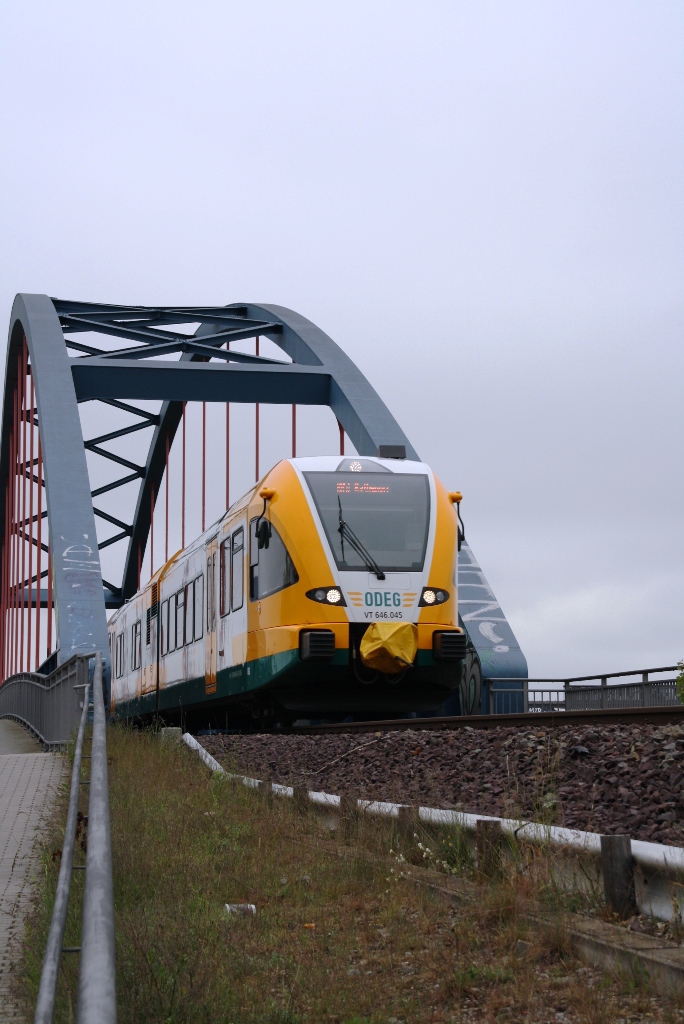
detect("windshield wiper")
(338, 497), (385, 580)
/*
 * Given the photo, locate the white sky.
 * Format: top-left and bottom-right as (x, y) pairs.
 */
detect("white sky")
(1, 1), (682, 677)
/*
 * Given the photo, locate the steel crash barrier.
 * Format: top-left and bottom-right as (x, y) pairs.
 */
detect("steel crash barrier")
(34, 653), (117, 1024)
(182, 731), (684, 927)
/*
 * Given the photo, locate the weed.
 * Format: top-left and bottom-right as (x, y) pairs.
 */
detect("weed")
(14, 725), (681, 1023)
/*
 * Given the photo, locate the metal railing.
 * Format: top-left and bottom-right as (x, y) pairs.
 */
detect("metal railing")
(34, 675), (90, 1022)
(485, 666), (681, 716)
(33, 653), (117, 1024)
(0, 655), (90, 749)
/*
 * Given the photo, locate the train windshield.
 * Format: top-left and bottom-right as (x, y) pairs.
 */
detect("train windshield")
(303, 471), (430, 572)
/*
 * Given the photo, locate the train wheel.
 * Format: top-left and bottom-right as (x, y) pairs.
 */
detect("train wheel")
(460, 651), (482, 715)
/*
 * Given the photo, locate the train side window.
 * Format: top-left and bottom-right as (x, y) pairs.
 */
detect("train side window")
(175, 589), (185, 649)
(183, 576), (204, 644)
(194, 575), (204, 641)
(131, 620), (142, 670)
(184, 582), (192, 645)
(249, 519), (299, 601)
(207, 558), (211, 629)
(160, 599), (169, 656)
(115, 632), (124, 678)
(207, 556), (216, 632)
(231, 528), (244, 611)
(212, 554), (216, 629)
(220, 539), (230, 617)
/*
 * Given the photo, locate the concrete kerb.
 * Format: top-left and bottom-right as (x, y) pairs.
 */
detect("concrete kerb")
(159, 727), (182, 744)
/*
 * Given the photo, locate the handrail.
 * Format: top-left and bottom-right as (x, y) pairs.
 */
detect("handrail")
(76, 651), (117, 1024)
(33, 653), (117, 1024)
(34, 680), (90, 1024)
(487, 665), (680, 685)
(485, 677), (681, 715)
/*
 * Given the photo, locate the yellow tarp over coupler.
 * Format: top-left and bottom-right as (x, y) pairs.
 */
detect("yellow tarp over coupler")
(359, 622), (418, 675)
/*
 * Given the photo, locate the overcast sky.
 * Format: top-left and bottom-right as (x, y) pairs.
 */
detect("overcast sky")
(1, 1), (682, 678)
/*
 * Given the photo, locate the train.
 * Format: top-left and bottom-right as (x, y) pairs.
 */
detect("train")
(107, 453), (478, 727)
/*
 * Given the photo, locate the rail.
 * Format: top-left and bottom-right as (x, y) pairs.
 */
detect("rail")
(485, 665), (681, 716)
(0, 654), (91, 749)
(33, 653), (117, 1024)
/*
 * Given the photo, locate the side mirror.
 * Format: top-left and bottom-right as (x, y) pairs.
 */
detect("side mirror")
(449, 493), (465, 553)
(257, 519), (271, 549)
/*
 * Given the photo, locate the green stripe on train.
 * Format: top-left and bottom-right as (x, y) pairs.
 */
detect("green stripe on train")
(113, 647), (351, 719)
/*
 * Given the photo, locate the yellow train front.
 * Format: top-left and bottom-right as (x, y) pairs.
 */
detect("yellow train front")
(108, 455), (466, 726)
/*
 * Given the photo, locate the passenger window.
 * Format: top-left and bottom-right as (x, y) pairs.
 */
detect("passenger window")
(115, 632), (125, 678)
(231, 529), (244, 611)
(194, 575), (204, 641)
(220, 539), (230, 617)
(184, 584), (191, 644)
(175, 589), (185, 648)
(207, 558), (211, 629)
(206, 555), (216, 632)
(183, 576), (204, 644)
(160, 599), (169, 656)
(131, 621), (142, 670)
(210, 553), (216, 630)
(249, 519), (299, 601)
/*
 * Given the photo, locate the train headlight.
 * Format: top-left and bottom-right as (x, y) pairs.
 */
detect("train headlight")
(418, 587), (449, 607)
(306, 587), (346, 606)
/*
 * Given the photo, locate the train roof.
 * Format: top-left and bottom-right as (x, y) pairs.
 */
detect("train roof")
(108, 455), (434, 620)
(289, 455), (430, 474)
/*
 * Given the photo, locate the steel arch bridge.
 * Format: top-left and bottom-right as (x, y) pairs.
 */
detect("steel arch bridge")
(0, 294), (527, 704)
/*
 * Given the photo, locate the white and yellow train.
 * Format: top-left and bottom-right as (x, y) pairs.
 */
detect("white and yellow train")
(107, 454), (468, 726)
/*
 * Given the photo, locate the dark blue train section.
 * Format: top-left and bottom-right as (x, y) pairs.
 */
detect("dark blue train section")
(457, 541), (527, 714)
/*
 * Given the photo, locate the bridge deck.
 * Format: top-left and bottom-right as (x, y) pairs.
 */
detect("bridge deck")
(0, 722), (65, 1021)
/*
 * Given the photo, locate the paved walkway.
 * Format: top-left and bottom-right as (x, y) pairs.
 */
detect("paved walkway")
(0, 721), (65, 1021)
(0, 721), (43, 755)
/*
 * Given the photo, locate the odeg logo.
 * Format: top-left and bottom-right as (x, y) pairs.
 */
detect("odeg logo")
(365, 592), (401, 607)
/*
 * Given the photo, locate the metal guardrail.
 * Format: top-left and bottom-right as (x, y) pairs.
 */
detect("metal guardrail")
(33, 653), (117, 1024)
(485, 666), (681, 716)
(183, 732), (684, 925)
(0, 655), (90, 749)
(77, 652), (117, 1024)
(34, 677), (90, 1023)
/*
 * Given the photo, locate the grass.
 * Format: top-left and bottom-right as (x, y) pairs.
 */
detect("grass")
(15, 726), (684, 1023)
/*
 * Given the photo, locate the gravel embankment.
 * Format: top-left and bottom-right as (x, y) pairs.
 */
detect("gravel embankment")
(202, 721), (684, 847)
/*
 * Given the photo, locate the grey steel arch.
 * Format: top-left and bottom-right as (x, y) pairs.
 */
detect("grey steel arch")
(1, 295), (111, 679)
(0, 296), (418, 682)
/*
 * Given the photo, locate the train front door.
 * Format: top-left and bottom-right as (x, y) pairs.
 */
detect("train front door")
(205, 538), (218, 694)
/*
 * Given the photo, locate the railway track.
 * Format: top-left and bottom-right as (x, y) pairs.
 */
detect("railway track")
(293, 703), (684, 734)
(203, 704), (684, 848)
